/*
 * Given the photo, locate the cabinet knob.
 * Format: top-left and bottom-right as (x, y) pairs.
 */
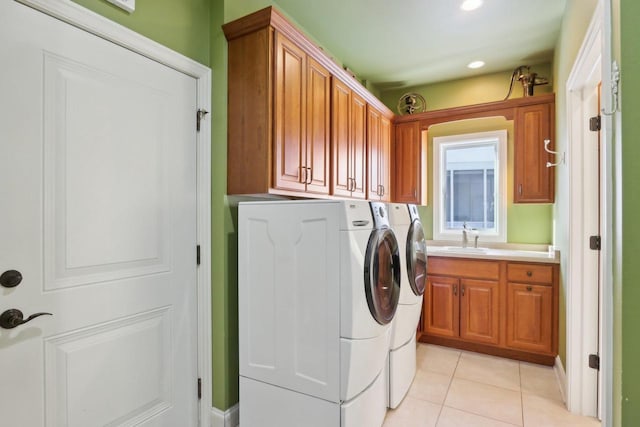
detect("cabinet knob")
(518, 184), (523, 196)
(461, 285), (465, 296)
(526, 286), (533, 292)
(453, 285), (458, 296)
(307, 167), (313, 185)
(526, 271), (533, 277)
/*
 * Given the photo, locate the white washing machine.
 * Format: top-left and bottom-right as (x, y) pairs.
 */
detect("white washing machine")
(386, 203), (427, 408)
(238, 200), (401, 427)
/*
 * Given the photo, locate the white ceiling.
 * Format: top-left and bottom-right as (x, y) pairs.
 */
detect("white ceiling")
(274, 0), (567, 89)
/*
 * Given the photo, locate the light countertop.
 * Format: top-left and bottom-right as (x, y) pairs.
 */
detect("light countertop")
(426, 240), (560, 264)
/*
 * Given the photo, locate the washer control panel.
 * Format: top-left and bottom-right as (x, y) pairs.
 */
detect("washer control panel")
(370, 202), (391, 228)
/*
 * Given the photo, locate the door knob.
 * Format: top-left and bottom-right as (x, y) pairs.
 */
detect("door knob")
(0, 309), (52, 329)
(0, 270), (22, 288)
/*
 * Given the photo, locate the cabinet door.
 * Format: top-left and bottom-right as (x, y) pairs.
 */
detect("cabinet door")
(274, 34), (306, 192)
(305, 57), (331, 195)
(424, 275), (459, 338)
(394, 121), (422, 203)
(350, 92), (367, 199)
(331, 79), (352, 197)
(514, 102), (554, 202)
(506, 283), (553, 353)
(459, 279), (500, 345)
(367, 107), (392, 201)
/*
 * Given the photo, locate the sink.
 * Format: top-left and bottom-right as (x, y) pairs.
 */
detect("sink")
(427, 245), (557, 262)
(441, 246), (489, 254)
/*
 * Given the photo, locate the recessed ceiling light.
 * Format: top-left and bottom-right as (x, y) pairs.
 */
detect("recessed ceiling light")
(468, 61), (485, 69)
(461, 0), (483, 11)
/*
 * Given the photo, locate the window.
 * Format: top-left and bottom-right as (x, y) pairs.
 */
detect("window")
(433, 130), (507, 242)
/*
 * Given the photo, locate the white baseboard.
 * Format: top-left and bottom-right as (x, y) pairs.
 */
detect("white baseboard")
(554, 355), (567, 404)
(211, 403), (239, 427)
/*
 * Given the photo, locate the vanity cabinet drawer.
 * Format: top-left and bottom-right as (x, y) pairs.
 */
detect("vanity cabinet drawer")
(507, 263), (553, 284)
(428, 257), (499, 280)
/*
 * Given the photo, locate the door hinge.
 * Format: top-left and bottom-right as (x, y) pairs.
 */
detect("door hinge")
(589, 235), (601, 251)
(197, 377), (202, 399)
(196, 109), (209, 132)
(589, 115), (601, 132)
(196, 245), (201, 265)
(589, 354), (600, 371)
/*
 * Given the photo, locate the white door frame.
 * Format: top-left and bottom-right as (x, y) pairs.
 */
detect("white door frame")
(566, 0), (613, 423)
(14, 0), (213, 425)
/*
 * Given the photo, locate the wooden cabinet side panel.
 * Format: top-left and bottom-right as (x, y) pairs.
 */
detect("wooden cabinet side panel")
(506, 283), (553, 353)
(380, 116), (392, 201)
(273, 34), (306, 192)
(351, 92), (367, 199)
(332, 79), (352, 197)
(227, 29), (272, 194)
(305, 57), (331, 195)
(425, 275), (459, 338)
(394, 121), (420, 203)
(460, 279), (500, 345)
(514, 102), (554, 203)
(367, 106), (382, 200)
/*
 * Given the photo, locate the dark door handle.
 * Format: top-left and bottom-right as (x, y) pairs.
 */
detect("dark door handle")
(0, 309), (52, 329)
(0, 270), (23, 288)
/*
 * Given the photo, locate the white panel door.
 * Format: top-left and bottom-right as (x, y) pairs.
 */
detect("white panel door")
(0, 2), (199, 426)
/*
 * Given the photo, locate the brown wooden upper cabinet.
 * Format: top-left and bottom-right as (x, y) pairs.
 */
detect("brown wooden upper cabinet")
(394, 121), (425, 204)
(392, 93), (555, 206)
(514, 100), (555, 203)
(332, 79), (367, 199)
(223, 7), (394, 199)
(273, 34), (331, 195)
(367, 106), (391, 201)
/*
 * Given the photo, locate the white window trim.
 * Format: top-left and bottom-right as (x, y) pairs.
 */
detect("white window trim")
(432, 129), (507, 243)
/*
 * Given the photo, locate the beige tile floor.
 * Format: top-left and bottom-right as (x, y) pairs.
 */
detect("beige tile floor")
(384, 343), (601, 427)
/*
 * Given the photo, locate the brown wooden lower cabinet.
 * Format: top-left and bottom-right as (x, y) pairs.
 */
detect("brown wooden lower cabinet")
(421, 257), (558, 365)
(460, 279), (500, 345)
(506, 282), (553, 353)
(425, 275), (458, 338)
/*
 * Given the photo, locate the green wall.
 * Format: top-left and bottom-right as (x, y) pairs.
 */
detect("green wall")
(620, 0), (640, 423)
(210, 0), (236, 411)
(380, 63), (554, 113)
(71, 0), (210, 65)
(417, 117), (552, 244)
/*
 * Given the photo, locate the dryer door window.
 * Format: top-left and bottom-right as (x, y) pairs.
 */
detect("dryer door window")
(365, 228), (401, 325)
(407, 220), (427, 296)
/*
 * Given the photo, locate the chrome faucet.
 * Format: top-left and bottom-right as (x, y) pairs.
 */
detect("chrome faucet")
(462, 222), (480, 248)
(462, 222), (469, 248)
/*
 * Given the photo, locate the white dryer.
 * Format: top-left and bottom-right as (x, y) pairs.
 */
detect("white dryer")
(386, 203), (427, 408)
(238, 200), (401, 427)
